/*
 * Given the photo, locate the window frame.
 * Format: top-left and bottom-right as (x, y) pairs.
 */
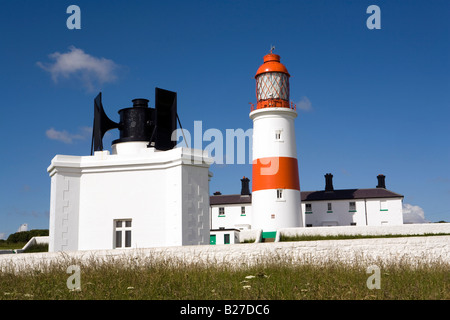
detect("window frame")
(276, 189), (285, 201)
(327, 202), (333, 213)
(305, 203), (313, 214)
(114, 219), (132, 249)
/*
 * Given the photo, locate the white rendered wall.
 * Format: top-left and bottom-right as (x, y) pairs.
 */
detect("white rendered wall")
(181, 164), (211, 245)
(48, 146), (212, 252)
(252, 189), (302, 231)
(210, 204), (252, 230)
(366, 198), (404, 226)
(302, 198), (403, 227)
(48, 172), (81, 252)
(250, 108), (298, 159)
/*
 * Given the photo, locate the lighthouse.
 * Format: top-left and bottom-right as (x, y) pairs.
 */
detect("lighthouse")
(250, 49), (303, 235)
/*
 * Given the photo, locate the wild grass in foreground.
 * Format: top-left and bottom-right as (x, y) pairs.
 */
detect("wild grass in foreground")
(1, 254), (448, 300)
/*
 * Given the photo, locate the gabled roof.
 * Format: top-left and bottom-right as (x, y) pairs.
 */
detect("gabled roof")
(210, 194), (252, 205)
(301, 188), (404, 201)
(210, 188), (403, 205)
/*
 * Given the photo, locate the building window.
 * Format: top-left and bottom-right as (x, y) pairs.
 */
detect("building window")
(241, 206), (246, 216)
(219, 207), (225, 216)
(114, 219), (132, 249)
(224, 234), (230, 244)
(328, 203), (332, 210)
(349, 201), (356, 212)
(380, 200), (388, 211)
(277, 189), (283, 200)
(305, 203), (313, 214)
(327, 202), (333, 213)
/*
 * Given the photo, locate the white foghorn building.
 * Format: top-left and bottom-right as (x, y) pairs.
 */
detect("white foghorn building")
(210, 173), (404, 232)
(48, 91), (213, 252)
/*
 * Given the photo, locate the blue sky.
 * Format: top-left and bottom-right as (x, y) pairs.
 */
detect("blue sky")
(0, 0), (449, 238)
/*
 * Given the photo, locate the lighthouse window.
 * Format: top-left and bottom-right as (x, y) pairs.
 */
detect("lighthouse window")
(256, 72), (289, 101)
(275, 130), (283, 141)
(114, 219), (132, 249)
(277, 189), (283, 199)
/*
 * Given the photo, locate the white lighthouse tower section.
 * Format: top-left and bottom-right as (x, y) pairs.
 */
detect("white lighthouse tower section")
(48, 144), (212, 252)
(251, 108), (298, 159)
(250, 108), (303, 231)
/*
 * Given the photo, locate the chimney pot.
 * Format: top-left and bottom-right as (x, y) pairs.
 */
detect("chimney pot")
(324, 173), (334, 192)
(240, 177), (251, 195)
(376, 174), (386, 189)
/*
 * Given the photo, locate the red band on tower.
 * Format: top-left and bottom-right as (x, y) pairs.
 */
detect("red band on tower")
(252, 157), (300, 192)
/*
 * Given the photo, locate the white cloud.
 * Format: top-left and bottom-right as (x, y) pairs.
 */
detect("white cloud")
(37, 46), (119, 91)
(296, 96), (312, 112)
(46, 126), (91, 144)
(402, 203), (429, 224)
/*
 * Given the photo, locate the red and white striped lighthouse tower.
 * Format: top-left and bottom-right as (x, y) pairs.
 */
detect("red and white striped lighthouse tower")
(250, 49), (303, 233)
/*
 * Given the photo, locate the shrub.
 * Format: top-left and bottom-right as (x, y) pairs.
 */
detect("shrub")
(6, 229), (49, 243)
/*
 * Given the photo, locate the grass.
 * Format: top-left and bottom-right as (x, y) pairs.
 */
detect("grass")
(279, 233), (450, 242)
(1, 252), (448, 300)
(22, 243), (49, 253)
(0, 242), (27, 250)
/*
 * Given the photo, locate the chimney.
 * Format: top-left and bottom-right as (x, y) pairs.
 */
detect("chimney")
(324, 173), (334, 192)
(213, 191), (222, 195)
(241, 176), (251, 195)
(376, 174), (386, 189)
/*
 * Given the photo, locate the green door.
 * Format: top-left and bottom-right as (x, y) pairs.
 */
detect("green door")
(210, 234), (216, 245)
(224, 234), (230, 244)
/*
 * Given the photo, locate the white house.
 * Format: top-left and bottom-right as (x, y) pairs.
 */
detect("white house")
(210, 173), (404, 231)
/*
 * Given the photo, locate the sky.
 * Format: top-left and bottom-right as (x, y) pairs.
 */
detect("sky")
(0, 0), (449, 239)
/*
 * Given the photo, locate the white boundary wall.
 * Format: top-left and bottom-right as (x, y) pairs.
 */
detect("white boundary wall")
(278, 223), (450, 238)
(1, 235), (449, 273)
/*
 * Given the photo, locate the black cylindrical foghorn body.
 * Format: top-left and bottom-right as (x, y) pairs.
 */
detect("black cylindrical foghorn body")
(112, 99), (155, 144)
